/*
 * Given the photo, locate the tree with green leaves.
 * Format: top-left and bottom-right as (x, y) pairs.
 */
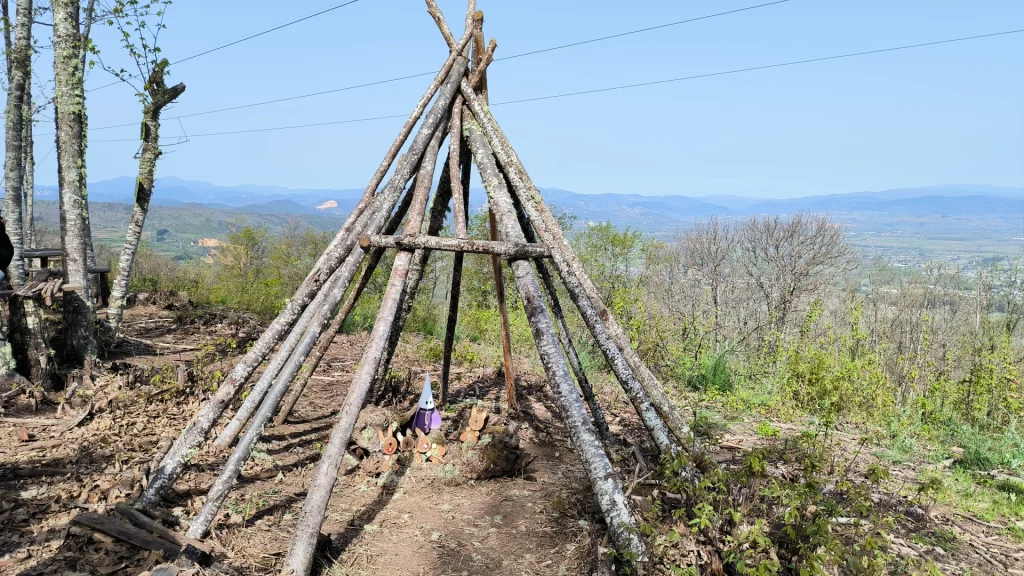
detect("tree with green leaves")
(97, 0), (185, 339)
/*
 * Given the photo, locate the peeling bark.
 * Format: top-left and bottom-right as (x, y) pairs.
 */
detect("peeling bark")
(137, 34), (472, 510)
(3, 0), (31, 288)
(22, 85), (34, 251)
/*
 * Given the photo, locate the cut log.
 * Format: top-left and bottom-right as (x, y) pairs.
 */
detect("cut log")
(70, 513), (180, 559)
(137, 27), (476, 510)
(457, 432), (525, 480)
(463, 112), (646, 562)
(460, 86), (680, 457)
(459, 85), (697, 455)
(359, 234), (550, 259)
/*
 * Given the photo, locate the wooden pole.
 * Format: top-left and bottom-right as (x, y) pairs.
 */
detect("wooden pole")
(138, 38), (473, 509)
(273, 180), (419, 427)
(370, 156), (456, 392)
(188, 107), (457, 540)
(440, 115), (472, 405)
(509, 192), (612, 441)
(281, 104), (460, 576)
(439, 27), (492, 406)
(469, 11), (516, 411)
(359, 234), (550, 259)
(463, 112), (646, 562)
(459, 85), (680, 457)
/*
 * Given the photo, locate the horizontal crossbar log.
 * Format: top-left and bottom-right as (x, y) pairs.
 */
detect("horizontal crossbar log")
(359, 234), (551, 259)
(22, 248), (63, 259)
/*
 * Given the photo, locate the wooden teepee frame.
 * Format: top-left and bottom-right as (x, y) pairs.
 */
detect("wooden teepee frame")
(135, 3), (706, 574)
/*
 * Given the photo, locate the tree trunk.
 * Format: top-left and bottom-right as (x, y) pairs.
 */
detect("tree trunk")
(360, 234), (550, 259)
(22, 87), (34, 251)
(52, 0), (96, 366)
(9, 294), (56, 389)
(3, 0), (31, 288)
(459, 86), (683, 457)
(104, 62), (186, 338)
(137, 34), (472, 509)
(464, 113), (646, 562)
(274, 181), (419, 427)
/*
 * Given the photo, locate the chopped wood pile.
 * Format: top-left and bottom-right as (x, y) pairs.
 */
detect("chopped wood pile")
(60, 2), (711, 574)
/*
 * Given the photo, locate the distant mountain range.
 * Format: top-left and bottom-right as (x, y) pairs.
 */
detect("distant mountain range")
(28, 179), (1024, 232)
(20, 179), (1024, 262)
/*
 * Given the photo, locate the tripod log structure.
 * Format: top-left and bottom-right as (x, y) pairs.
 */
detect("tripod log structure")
(135, 3), (712, 573)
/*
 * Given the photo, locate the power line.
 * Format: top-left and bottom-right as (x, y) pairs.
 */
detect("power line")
(86, 0), (362, 94)
(82, 0), (789, 132)
(84, 28), (1024, 144)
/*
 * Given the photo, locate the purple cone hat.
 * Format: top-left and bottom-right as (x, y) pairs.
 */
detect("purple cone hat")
(412, 373), (442, 434)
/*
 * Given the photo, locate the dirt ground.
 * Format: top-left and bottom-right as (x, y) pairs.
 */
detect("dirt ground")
(2, 301), (1024, 575)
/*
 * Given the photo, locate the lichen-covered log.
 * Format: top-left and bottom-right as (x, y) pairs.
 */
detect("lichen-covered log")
(460, 86), (697, 454)
(440, 106), (471, 406)
(456, 432), (525, 480)
(359, 234), (551, 259)
(3, 0), (31, 288)
(188, 60), (468, 543)
(138, 34), (473, 510)
(464, 112), (646, 562)
(460, 86), (680, 458)
(274, 182), (419, 427)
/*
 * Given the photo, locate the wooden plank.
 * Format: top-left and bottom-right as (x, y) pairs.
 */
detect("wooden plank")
(22, 248), (62, 259)
(113, 503), (185, 547)
(70, 513), (180, 558)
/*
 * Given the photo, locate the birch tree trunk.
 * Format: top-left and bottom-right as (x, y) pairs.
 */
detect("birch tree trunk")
(104, 61), (186, 338)
(53, 0), (97, 366)
(138, 33), (472, 509)
(3, 0), (31, 288)
(22, 87), (34, 251)
(464, 113), (645, 562)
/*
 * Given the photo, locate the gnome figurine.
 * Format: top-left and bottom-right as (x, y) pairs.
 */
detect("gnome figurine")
(412, 373), (443, 435)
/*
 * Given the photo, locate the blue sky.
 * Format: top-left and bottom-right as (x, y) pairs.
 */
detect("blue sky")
(29, 0), (1024, 198)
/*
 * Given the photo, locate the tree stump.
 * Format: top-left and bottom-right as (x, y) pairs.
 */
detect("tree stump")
(8, 294), (57, 391)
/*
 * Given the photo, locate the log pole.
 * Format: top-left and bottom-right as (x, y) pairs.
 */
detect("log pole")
(138, 30), (475, 509)
(440, 111), (472, 405)
(509, 192), (612, 441)
(185, 63), (466, 538)
(359, 235), (550, 259)
(459, 85), (679, 456)
(273, 180), (419, 427)
(470, 11), (516, 411)
(458, 85), (696, 451)
(281, 110), (460, 576)
(463, 112), (646, 562)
